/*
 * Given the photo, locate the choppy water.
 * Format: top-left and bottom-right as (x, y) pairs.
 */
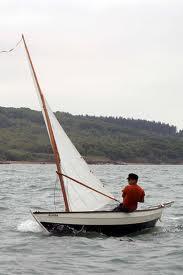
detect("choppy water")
(0, 164), (182, 274)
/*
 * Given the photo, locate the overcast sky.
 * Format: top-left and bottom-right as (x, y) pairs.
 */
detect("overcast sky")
(0, 0), (183, 129)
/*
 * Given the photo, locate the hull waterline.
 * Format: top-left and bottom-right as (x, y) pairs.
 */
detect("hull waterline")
(39, 218), (158, 236)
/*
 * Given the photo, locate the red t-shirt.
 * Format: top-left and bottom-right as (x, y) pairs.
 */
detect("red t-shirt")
(122, 184), (145, 212)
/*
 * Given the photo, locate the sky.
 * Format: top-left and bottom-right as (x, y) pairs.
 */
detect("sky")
(0, 0), (183, 129)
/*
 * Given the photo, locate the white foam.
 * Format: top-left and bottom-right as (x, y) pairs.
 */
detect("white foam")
(17, 219), (43, 233)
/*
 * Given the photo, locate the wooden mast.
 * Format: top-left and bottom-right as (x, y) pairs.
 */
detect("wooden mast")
(22, 34), (70, 212)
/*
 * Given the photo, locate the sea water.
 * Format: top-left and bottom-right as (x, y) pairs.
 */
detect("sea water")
(0, 164), (182, 274)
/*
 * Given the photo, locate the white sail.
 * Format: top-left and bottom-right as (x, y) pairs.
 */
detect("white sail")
(41, 99), (116, 211)
(22, 35), (117, 211)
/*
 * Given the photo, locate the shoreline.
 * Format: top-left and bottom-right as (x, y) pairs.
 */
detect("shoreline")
(0, 160), (183, 165)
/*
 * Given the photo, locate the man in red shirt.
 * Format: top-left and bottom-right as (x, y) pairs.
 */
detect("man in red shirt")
(113, 173), (145, 212)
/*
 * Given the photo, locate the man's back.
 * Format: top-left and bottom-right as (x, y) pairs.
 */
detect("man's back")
(123, 184), (145, 212)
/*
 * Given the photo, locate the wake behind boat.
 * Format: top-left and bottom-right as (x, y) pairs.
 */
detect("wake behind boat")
(20, 34), (173, 236)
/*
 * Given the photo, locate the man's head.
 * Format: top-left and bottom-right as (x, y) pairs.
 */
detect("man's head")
(127, 173), (138, 185)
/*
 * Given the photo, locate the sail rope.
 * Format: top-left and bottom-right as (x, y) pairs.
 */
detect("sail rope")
(53, 174), (59, 211)
(0, 37), (23, 54)
(56, 171), (119, 203)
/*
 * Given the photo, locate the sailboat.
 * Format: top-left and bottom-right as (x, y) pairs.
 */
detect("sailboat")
(21, 35), (173, 236)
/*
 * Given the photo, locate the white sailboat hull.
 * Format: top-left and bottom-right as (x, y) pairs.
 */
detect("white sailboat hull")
(31, 202), (173, 236)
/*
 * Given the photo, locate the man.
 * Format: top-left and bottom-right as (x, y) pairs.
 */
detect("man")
(113, 173), (145, 212)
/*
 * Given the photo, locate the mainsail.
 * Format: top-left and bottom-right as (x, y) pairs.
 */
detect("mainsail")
(22, 35), (117, 212)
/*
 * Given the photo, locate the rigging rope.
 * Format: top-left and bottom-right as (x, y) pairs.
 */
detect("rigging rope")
(0, 37), (22, 54)
(53, 174), (59, 211)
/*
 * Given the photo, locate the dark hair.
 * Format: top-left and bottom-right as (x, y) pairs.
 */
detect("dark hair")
(127, 173), (138, 181)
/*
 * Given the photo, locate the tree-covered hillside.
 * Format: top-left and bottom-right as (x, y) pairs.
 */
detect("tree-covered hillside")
(0, 106), (183, 164)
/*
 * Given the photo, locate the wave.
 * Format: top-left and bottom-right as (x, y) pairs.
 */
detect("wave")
(17, 219), (43, 233)
(168, 216), (183, 221)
